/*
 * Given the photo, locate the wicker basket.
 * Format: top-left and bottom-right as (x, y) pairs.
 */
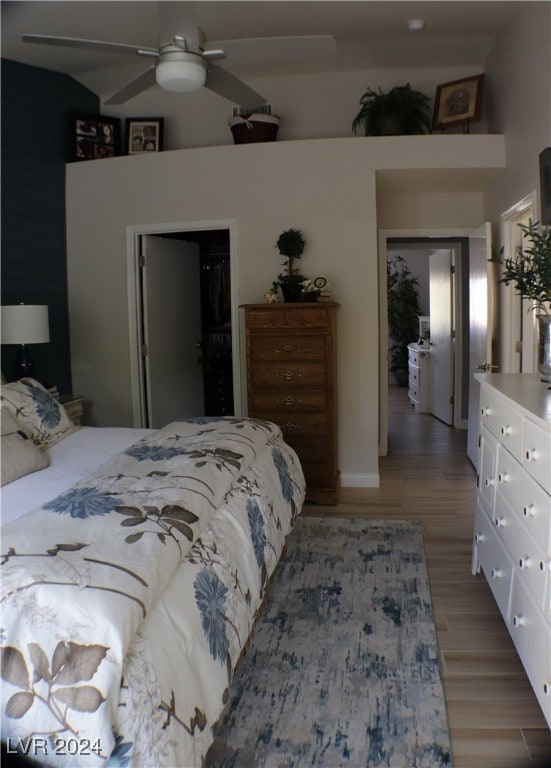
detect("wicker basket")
(229, 114), (280, 144)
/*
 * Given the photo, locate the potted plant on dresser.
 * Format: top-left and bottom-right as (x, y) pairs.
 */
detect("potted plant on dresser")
(490, 219), (551, 382)
(273, 228), (307, 302)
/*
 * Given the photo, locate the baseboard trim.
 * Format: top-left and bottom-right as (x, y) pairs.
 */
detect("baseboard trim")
(340, 473), (380, 488)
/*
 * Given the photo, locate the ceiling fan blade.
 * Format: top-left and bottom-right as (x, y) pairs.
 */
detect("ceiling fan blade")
(206, 35), (336, 67)
(104, 66), (157, 105)
(158, 1), (200, 50)
(205, 66), (267, 109)
(22, 33), (157, 57)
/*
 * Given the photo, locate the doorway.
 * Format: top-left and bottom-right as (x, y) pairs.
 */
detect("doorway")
(379, 229), (473, 456)
(126, 219), (240, 429)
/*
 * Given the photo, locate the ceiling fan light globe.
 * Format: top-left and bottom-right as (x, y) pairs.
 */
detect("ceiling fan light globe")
(155, 51), (207, 92)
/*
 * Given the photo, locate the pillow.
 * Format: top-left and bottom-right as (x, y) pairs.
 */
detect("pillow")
(0, 377), (76, 449)
(1, 406), (50, 486)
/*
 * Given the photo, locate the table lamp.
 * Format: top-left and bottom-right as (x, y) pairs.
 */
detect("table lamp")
(1, 303), (50, 379)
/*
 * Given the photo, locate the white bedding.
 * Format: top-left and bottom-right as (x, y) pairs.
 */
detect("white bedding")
(1, 427), (151, 526)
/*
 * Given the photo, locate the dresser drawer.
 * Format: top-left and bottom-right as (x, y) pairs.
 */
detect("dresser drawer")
(478, 425), (498, 518)
(409, 366), (420, 387)
(522, 418), (551, 493)
(496, 447), (551, 555)
(408, 348), (420, 366)
(249, 334), (327, 361)
(475, 503), (514, 618)
(256, 411), (329, 437)
(250, 362), (326, 389)
(251, 390), (327, 412)
(480, 387), (523, 460)
(245, 306), (332, 330)
(509, 575), (551, 727)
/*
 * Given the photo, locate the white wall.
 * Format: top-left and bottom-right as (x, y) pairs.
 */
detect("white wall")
(105, 65), (487, 150)
(66, 135), (505, 487)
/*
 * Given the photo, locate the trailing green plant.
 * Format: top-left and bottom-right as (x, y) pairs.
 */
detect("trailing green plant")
(352, 83), (432, 136)
(274, 228), (307, 300)
(387, 255), (422, 383)
(489, 220), (551, 315)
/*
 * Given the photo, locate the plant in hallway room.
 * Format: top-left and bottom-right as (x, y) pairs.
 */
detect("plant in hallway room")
(490, 219), (551, 380)
(387, 255), (422, 386)
(273, 228), (307, 302)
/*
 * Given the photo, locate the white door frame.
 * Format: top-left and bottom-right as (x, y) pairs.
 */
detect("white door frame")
(500, 192), (537, 373)
(378, 227), (471, 455)
(126, 219), (240, 428)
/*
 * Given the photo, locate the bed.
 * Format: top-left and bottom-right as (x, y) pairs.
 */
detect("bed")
(1, 378), (306, 767)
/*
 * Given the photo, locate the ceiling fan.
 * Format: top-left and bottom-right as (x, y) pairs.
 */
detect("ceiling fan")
(21, 1), (336, 107)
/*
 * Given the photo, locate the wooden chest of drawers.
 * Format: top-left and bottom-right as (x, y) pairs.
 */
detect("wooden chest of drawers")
(242, 302), (339, 504)
(471, 373), (551, 727)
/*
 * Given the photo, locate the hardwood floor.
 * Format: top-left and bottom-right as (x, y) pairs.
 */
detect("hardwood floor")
(303, 386), (551, 767)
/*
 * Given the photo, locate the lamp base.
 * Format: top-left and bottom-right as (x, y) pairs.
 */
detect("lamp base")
(15, 344), (34, 380)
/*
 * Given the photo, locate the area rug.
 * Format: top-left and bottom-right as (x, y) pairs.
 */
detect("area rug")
(205, 517), (453, 768)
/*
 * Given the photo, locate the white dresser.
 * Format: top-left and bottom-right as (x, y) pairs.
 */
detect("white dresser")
(407, 343), (431, 412)
(471, 373), (551, 728)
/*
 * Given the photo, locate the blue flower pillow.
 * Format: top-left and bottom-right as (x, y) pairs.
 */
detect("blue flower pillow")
(0, 377), (76, 450)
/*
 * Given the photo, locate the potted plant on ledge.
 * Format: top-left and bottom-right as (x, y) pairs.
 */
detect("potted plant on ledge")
(352, 83), (432, 136)
(490, 219), (551, 382)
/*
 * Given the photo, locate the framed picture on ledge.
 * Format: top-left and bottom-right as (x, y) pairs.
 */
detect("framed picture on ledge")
(70, 114), (121, 161)
(126, 118), (164, 155)
(432, 74), (484, 133)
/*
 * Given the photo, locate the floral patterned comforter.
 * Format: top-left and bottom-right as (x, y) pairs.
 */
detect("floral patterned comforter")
(1, 417), (305, 767)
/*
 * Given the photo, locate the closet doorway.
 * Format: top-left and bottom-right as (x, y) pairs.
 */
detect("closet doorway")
(126, 220), (240, 429)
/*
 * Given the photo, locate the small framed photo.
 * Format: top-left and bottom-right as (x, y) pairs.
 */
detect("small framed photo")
(70, 114), (121, 161)
(126, 118), (164, 154)
(432, 74), (484, 132)
(540, 147), (551, 225)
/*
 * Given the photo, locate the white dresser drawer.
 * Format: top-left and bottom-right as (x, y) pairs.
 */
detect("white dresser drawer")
(509, 575), (551, 727)
(408, 347), (420, 366)
(480, 387), (523, 461)
(522, 418), (551, 493)
(475, 505), (514, 619)
(479, 425), (498, 517)
(409, 366), (420, 388)
(497, 447), (551, 556)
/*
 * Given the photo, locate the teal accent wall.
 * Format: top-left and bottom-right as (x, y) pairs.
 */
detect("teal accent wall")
(1, 59), (98, 391)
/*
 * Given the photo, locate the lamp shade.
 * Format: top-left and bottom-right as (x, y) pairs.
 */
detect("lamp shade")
(1, 304), (50, 344)
(155, 50), (207, 93)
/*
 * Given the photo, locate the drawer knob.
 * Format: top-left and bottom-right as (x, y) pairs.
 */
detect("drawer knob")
(512, 614), (526, 627)
(276, 396), (302, 407)
(474, 533), (485, 543)
(523, 504), (536, 518)
(494, 516), (505, 528)
(282, 421), (303, 431)
(277, 370), (302, 381)
(481, 406), (492, 416)
(525, 448), (538, 462)
(500, 424), (512, 436)
(544, 682), (551, 696)
(539, 559), (551, 573)
(491, 568), (503, 579)
(276, 344), (302, 354)
(519, 556), (533, 570)
(485, 477), (496, 488)
(498, 472), (509, 484)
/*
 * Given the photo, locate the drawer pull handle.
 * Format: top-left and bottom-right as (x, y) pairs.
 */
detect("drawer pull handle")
(519, 556), (533, 570)
(523, 504), (536, 518)
(474, 533), (485, 543)
(498, 472), (509, 484)
(525, 448), (538, 462)
(277, 370), (302, 381)
(494, 516), (505, 528)
(512, 614), (526, 627)
(481, 406), (492, 416)
(282, 421), (303, 431)
(276, 344), (302, 354)
(485, 477), (496, 488)
(491, 568), (502, 579)
(500, 424), (512, 436)
(276, 396), (302, 407)
(539, 559), (551, 573)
